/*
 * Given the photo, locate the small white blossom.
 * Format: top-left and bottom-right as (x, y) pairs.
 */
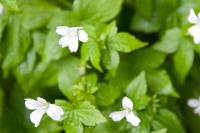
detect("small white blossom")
(25, 97), (64, 127)
(188, 97), (200, 115)
(109, 97), (141, 126)
(56, 26), (88, 53)
(188, 8), (200, 44)
(0, 3), (3, 15)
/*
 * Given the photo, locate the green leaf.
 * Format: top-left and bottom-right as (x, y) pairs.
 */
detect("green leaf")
(56, 100), (106, 126)
(42, 28), (69, 62)
(152, 109), (185, 133)
(129, 48), (166, 70)
(135, 0), (152, 19)
(2, 16), (31, 77)
(96, 83), (121, 107)
(151, 129), (167, 133)
(32, 31), (46, 56)
(1, 0), (20, 12)
(58, 57), (81, 100)
(126, 71), (149, 110)
(20, 2), (58, 30)
(130, 114), (151, 133)
(75, 102), (107, 126)
(73, 0), (123, 23)
(131, 13), (160, 33)
(81, 37), (102, 71)
(64, 118), (83, 133)
(109, 32), (147, 53)
(146, 70), (179, 97)
(14, 50), (37, 92)
(102, 49), (119, 73)
(153, 28), (181, 53)
(173, 38), (194, 84)
(100, 21), (118, 40)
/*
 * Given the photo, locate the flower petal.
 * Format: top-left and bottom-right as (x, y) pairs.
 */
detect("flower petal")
(37, 97), (47, 104)
(109, 111), (126, 121)
(0, 3), (3, 15)
(46, 104), (64, 121)
(56, 26), (71, 36)
(122, 97), (133, 110)
(25, 99), (41, 110)
(194, 106), (200, 115)
(68, 36), (79, 52)
(188, 9), (198, 24)
(125, 112), (141, 126)
(188, 98), (200, 108)
(78, 29), (88, 42)
(59, 36), (69, 47)
(188, 25), (200, 44)
(30, 108), (46, 127)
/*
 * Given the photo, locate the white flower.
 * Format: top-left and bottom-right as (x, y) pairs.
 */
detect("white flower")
(25, 97), (64, 127)
(109, 97), (141, 126)
(0, 3), (3, 15)
(187, 8), (200, 44)
(56, 26), (88, 53)
(188, 97), (200, 115)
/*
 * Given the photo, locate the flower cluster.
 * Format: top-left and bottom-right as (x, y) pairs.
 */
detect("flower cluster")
(24, 7), (200, 128)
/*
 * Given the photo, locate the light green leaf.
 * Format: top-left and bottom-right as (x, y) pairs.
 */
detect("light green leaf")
(102, 49), (119, 73)
(173, 38), (194, 84)
(56, 100), (106, 126)
(58, 57), (81, 100)
(153, 28), (181, 53)
(73, 0), (123, 23)
(20, 2), (58, 30)
(81, 38), (102, 71)
(146, 70), (179, 97)
(1, 0), (20, 12)
(126, 71), (149, 109)
(96, 83), (121, 107)
(64, 118), (83, 133)
(109, 32), (147, 53)
(100, 21), (118, 40)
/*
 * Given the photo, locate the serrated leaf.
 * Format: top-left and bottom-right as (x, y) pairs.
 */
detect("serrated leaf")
(109, 32), (147, 53)
(64, 118), (83, 133)
(56, 100), (106, 127)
